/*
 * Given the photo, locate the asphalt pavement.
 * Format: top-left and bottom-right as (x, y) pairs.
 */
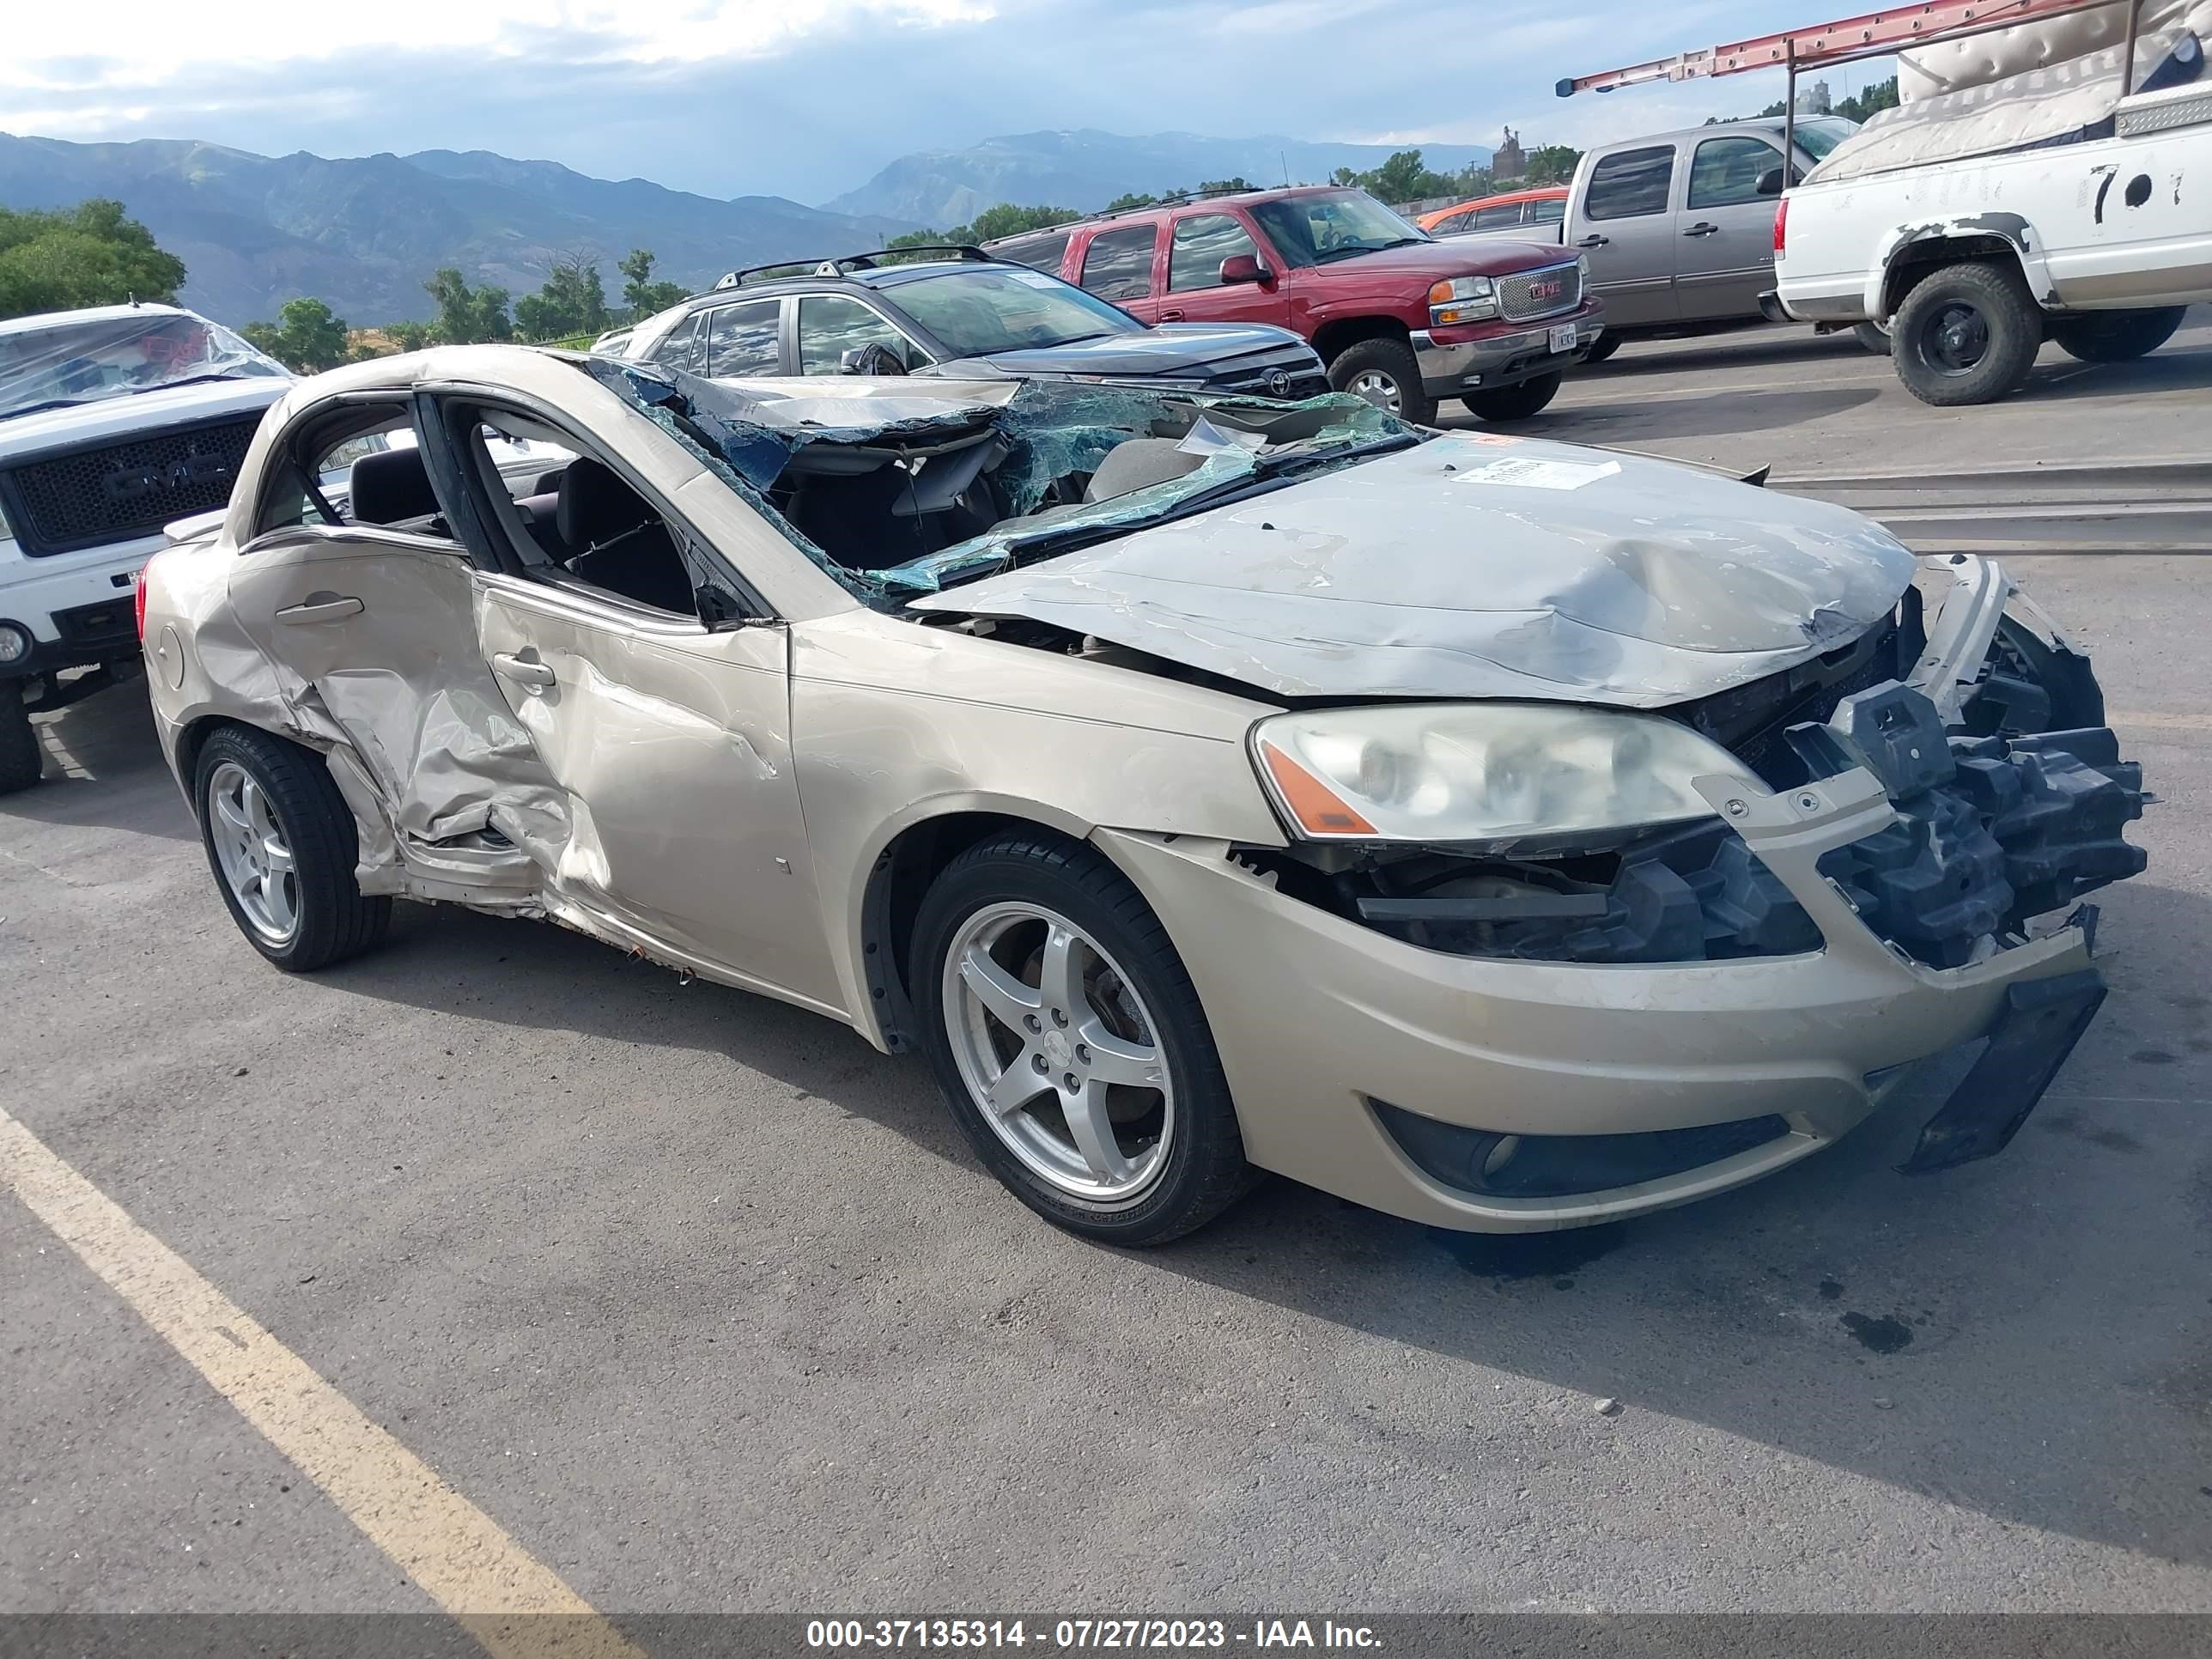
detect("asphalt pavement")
(4, 324), (2210, 1621)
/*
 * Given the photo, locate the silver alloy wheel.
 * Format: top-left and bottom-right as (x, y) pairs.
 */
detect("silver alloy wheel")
(941, 900), (1175, 1203)
(207, 760), (300, 945)
(1346, 368), (1403, 414)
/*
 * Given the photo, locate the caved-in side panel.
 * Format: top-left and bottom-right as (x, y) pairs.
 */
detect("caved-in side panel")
(223, 531), (568, 890)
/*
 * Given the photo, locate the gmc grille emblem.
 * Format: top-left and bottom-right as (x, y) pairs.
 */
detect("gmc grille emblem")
(1528, 279), (1565, 301)
(102, 450), (232, 504)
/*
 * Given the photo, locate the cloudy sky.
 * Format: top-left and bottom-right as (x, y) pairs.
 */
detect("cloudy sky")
(5, 1), (1887, 202)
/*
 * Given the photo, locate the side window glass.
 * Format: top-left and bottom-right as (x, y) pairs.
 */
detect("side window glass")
(651, 312), (702, 373)
(1079, 226), (1158, 301)
(1687, 137), (1783, 210)
(703, 300), (782, 377)
(1169, 214), (1260, 291)
(991, 231), (1071, 273)
(1473, 204), (1522, 228)
(1431, 211), (1469, 234)
(1531, 197), (1565, 225)
(796, 295), (917, 374)
(1584, 146), (1676, 221)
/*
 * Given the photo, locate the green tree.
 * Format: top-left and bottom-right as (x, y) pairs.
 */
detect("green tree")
(239, 295), (351, 373)
(0, 199), (187, 320)
(617, 248), (689, 323)
(1103, 191), (1159, 213)
(385, 320), (433, 353)
(1195, 177), (1256, 195)
(1522, 144), (1583, 185)
(423, 267), (513, 343)
(514, 248), (611, 342)
(886, 203), (1076, 252)
(1835, 76), (1900, 123)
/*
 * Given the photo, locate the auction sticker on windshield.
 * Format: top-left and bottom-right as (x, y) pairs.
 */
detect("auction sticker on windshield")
(1453, 457), (1621, 490)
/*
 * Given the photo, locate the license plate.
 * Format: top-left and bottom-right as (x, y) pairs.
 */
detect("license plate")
(1550, 323), (1579, 354)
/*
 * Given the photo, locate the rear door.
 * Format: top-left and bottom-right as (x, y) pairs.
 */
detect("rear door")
(699, 297), (787, 376)
(1074, 223), (1163, 323)
(1675, 133), (1788, 321)
(1573, 143), (1681, 326)
(1158, 210), (1280, 326)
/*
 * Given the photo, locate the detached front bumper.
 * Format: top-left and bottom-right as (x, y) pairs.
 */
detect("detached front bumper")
(1411, 295), (1606, 397)
(1097, 561), (2145, 1234)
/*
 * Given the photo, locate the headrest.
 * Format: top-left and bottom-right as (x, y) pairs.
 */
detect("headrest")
(556, 457), (653, 551)
(348, 446), (440, 526)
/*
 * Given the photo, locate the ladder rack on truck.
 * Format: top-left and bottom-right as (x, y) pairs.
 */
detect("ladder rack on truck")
(1557, 0), (2151, 167)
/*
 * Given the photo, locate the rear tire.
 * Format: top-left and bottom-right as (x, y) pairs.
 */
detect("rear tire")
(0, 680), (40, 796)
(1462, 371), (1563, 422)
(1892, 259), (2042, 406)
(2049, 306), (2186, 363)
(193, 725), (391, 972)
(1326, 337), (1437, 426)
(1852, 320), (1893, 356)
(911, 831), (1253, 1245)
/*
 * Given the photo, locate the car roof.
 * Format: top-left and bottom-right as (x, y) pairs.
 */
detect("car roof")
(1593, 116), (1826, 149)
(985, 183), (1375, 248)
(0, 301), (196, 337)
(1421, 185), (1569, 218)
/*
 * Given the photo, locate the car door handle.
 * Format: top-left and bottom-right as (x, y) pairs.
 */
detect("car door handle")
(1158, 308), (1185, 321)
(1576, 234), (1608, 248)
(490, 652), (556, 689)
(1683, 222), (1721, 236)
(274, 594), (363, 624)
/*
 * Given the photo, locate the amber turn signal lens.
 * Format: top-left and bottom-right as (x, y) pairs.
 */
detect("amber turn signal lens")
(1258, 740), (1378, 837)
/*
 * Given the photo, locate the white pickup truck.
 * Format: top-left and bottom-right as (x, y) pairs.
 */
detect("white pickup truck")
(1771, 0), (2211, 404)
(0, 305), (292, 792)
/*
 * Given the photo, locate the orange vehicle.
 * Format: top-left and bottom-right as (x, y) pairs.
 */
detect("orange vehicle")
(1418, 185), (1569, 240)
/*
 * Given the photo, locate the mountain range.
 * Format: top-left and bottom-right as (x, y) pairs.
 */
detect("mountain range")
(825, 129), (1494, 228)
(0, 134), (913, 328)
(0, 127), (1495, 329)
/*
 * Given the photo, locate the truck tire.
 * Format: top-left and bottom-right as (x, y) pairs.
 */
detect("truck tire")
(1580, 333), (1622, 365)
(0, 680), (41, 796)
(1892, 260), (2042, 406)
(1852, 320), (1893, 356)
(2049, 307), (2186, 363)
(1462, 372), (1562, 422)
(1327, 337), (1437, 426)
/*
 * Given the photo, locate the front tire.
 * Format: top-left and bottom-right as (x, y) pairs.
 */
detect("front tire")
(911, 831), (1252, 1245)
(1892, 259), (2042, 406)
(1462, 371), (1562, 422)
(1327, 337), (1437, 426)
(194, 725), (391, 972)
(0, 680), (41, 796)
(2049, 307), (2186, 363)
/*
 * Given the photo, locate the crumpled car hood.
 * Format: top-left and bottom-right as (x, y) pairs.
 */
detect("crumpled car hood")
(910, 434), (1920, 707)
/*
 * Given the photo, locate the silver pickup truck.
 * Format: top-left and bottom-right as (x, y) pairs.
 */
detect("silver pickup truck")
(1556, 116), (1864, 361)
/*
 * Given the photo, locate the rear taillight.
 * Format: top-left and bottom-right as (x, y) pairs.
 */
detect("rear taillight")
(1772, 197), (1789, 257)
(134, 566), (151, 639)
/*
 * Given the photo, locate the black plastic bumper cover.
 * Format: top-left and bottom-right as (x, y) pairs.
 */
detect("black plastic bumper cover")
(1901, 963), (2108, 1174)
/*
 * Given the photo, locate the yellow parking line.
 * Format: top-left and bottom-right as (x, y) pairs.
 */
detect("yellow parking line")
(0, 1105), (642, 1659)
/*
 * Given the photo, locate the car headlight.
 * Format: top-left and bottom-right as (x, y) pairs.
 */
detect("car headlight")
(1249, 703), (1752, 845)
(1427, 276), (1498, 327)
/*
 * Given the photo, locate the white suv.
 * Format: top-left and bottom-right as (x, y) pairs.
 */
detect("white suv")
(0, 304), (292, 792)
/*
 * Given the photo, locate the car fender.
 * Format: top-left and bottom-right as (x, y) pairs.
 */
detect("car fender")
(1868, 213), (2057, 320)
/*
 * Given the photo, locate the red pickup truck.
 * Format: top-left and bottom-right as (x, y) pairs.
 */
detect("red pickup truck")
(985, 185), (1605, 425)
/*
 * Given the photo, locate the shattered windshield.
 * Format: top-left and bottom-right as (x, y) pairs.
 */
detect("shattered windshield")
(583, 358), (1419, 605)
(1249, 191), (1431, 268)
(0, 312), (288, 421)
(885, 268), (1146, 356)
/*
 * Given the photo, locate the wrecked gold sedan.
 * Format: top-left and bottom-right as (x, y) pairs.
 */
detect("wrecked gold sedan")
(143, 345), (2147, 1243)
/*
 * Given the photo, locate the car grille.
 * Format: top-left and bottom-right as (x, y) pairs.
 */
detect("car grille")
(1497, 261), (1583, 324)
(1206, 346), (1331, 400)
(0, 416), (261, 558)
